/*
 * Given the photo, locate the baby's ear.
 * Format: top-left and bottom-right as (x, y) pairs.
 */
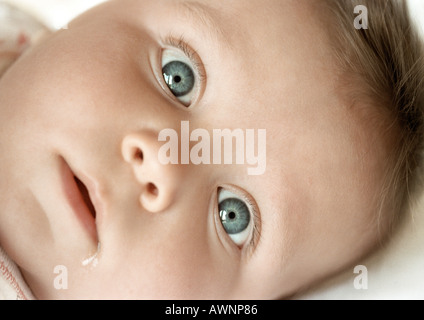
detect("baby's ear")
(0, 3), (51, 77)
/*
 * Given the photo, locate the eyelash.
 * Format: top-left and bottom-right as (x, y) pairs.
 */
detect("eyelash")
(162, 35), (207, 88)
(243, 195), (261, 252)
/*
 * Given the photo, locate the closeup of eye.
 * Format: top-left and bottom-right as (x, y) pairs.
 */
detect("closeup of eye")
(218, 189), (255, 247)
(162, 60), (195, 99)
(161, 39), (205, 107)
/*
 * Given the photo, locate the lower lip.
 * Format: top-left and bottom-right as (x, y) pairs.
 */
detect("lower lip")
(61, 159), (98, 243)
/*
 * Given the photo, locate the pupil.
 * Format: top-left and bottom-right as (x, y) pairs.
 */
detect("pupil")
(228, 211), (236, 220)
(174, 75), (181, 83)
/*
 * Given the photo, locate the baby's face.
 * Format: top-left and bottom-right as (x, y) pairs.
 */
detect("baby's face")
(0, 0), (388, 299)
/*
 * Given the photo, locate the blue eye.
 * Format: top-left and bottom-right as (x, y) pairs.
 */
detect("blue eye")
(218, 189), (254, 247)
(162, 61), (195, 98)
(161, 45), (202, 106)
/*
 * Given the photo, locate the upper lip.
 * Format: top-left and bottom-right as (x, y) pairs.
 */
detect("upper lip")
(61, 158), (102, 242)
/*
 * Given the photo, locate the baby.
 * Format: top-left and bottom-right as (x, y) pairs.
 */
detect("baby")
(0, 0), (423, 299)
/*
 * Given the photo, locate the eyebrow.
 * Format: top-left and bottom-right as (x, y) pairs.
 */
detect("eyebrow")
(178, 1), (233, 50)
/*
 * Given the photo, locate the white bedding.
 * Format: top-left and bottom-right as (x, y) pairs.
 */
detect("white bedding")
(3, 0), (424, 300)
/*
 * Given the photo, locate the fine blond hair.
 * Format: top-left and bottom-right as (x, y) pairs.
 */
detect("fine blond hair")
(321, 0), (424, 234)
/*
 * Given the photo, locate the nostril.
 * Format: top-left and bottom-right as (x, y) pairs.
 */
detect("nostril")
(147, 183), (159, 197)
(134, 148), (144, 163)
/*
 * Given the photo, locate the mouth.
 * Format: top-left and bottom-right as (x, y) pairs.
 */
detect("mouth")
(61, 159), (99, 242)
(74, 175), (96, 219)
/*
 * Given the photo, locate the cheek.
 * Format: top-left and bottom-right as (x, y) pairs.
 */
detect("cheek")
(68, 232), (232, 299)
(68, 192), (238, 299)
(0, 31), (150, 157)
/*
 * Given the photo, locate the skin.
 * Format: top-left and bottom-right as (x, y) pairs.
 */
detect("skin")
(0, 0), (389, 299)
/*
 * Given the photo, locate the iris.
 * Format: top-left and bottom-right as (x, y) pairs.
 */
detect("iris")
(162, 61), (195, 97)
(219, 198), (250, 235)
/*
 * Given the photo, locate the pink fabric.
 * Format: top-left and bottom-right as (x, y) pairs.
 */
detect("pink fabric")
(0, 247), (35, 300)
(0, 2), (49, 75)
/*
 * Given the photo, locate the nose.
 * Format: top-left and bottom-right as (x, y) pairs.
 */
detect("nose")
(121, 131), (180, 213)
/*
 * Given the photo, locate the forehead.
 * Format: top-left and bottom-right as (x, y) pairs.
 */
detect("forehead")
(163, 0), (337, 112)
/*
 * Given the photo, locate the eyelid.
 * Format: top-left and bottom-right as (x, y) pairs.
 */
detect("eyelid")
(163, 36), (206, 83)
(218, 186), (261, 255)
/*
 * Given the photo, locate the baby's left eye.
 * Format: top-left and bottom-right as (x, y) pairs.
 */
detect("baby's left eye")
(218, 189), (254, 247)
(161, 48), (199, 106)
